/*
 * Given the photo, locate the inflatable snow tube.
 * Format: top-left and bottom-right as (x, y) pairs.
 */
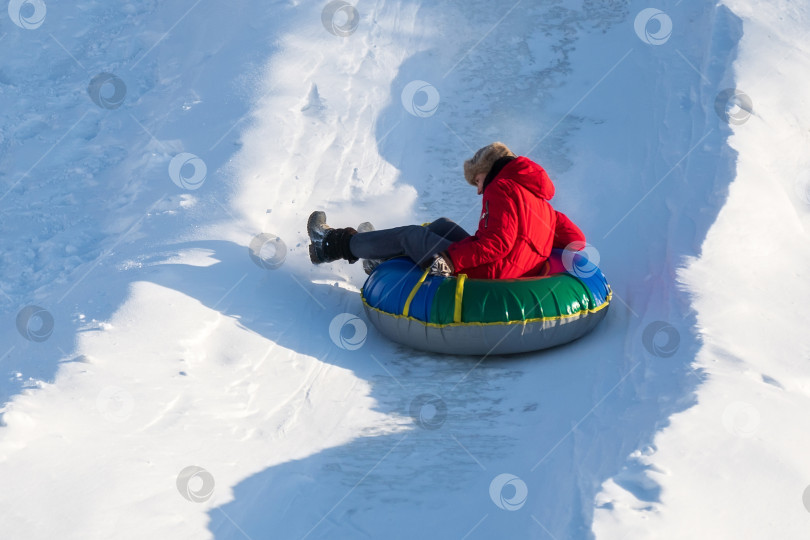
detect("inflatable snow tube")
(360, 249), (611, 355)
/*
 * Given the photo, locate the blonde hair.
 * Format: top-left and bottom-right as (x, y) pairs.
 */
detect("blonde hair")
(463, 142), (516, 185)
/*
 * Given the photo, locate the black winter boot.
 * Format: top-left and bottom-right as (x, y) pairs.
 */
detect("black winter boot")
(308, 211), (358, 264)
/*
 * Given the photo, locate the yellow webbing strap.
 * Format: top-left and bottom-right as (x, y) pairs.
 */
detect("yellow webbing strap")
(453, 273), (467, 323)
(402, 267), (430, 316)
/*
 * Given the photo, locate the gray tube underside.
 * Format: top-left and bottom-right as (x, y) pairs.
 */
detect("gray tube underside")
(362, 303), (609, 356)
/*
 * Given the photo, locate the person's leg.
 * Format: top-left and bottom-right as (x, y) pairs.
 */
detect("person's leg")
(350, 224), (455, 267)
(424, 217), (470, 242)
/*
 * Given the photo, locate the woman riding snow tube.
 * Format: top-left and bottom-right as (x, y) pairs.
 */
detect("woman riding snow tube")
(361, 248), (611, 355)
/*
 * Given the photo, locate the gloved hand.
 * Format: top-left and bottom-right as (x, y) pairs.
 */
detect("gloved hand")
(428, 251), (454, 277)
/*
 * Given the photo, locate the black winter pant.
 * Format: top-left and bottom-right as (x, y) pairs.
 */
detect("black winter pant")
(349, 217), (470, 267)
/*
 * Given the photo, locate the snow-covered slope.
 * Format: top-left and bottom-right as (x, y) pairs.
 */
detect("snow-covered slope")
(595, 0), (810, 537)
(1, 0), (808, 538)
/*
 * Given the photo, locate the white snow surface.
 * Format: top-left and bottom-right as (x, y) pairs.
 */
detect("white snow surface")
(1, 0), (809, 539)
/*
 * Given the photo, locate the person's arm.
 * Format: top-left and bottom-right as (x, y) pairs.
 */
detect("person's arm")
(446, 183), (519, 271)
(552, 210), (586, 250)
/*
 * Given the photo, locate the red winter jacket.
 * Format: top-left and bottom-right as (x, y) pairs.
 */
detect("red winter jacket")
(445, 156), (585, 279)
